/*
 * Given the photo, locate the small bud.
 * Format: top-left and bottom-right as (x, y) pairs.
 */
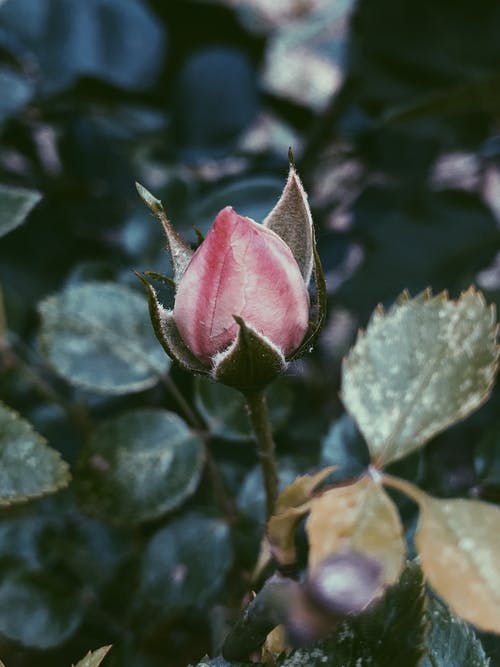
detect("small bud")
(286, 552), (383, 648)
(174, 207), (309, 367)
(305, 551), (383, 616)
(136, 160), (326, 391)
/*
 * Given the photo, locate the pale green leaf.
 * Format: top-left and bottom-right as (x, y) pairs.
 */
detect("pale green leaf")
(38, 281), (170, 394)
(306, 475), (405, 586)
(422, 595), (490, 667)
(0, 401), (70, 505)
(76, 409), (204, 525)
(341, 288), (498, 466)
(73, 645), (112, 667)
(0, 183), (41, 238)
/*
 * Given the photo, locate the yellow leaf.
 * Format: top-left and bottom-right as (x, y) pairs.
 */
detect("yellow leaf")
(267, 467), (336, 566)
(274, 466), (336, 514)
(416, 494), (500, 633)
(306, 475), (405, 586)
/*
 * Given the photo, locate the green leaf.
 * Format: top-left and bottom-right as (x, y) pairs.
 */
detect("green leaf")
(320, 413), (370, 482)
(277, 562), (426, 667)
(76, 409), (205, 525)
(237, 463), (299, 525)
(187, 175), (284, 237)
(73, 646), (112, 667)
(0, 568), (83, 649)
(0, 401), (70, 505)
(0, 493), (125, 594)
(337, 189), (499, 321)
(0, 183), (41, 238)
(422, 595), (490, 667)
(341, 288), (498, 466)
(195, 376), (293, 441)
(191, 658), (237, 667)
(383, 73), (500, 123)
(38, 281), (170, 394)
(137, 513), (232, 622)
(0, 66), (34, 122)
(475, 419), (500, 488)
(0, 0), (165, 94)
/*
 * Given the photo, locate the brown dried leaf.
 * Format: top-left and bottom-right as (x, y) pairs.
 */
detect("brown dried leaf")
(415, 492), (500, 633)
(274, 466), (336, 514)
(306, 475), (405, 586)
(267, 467), (336, 566)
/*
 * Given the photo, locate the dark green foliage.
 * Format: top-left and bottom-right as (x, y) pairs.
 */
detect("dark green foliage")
(422, 595), (490, 667)
(195, 377), (293, 442)
(0, 402), (70, 504)
(320, 414), (370, 482)
(76, 409), (205, 525)
(0, 185), (41, 238)
(0, 0), (166, 93)
(0, 0), (499, 665)
(136, 513), (233, 623)
(277, 563), (426, 667)
(38, 282), (170, 394)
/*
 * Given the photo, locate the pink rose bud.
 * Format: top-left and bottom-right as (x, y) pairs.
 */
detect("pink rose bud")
(136, 160), (326, 391)
(173, 206), (310, 366)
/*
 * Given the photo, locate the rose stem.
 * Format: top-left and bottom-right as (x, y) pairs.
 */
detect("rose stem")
(245, 391), (279, 518)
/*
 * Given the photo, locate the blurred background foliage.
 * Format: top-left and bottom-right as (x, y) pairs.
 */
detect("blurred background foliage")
(0, 0), (499, 665)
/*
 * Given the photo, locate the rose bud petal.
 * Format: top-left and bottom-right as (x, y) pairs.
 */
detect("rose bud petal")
(173, 206), (310, 366)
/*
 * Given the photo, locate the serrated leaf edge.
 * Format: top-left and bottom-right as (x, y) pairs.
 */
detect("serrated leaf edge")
(0, 401), (71, 506)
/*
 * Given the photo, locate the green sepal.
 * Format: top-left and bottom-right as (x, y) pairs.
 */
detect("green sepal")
(143, 270), (175, 289)
(288, 242), (327, 361)
(213, 316), (286, 393)
(135, 182), (193, 287)
(135, 272), (209, 375)
(193, 226), (205, 246)
(264, 163), (314, 285)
